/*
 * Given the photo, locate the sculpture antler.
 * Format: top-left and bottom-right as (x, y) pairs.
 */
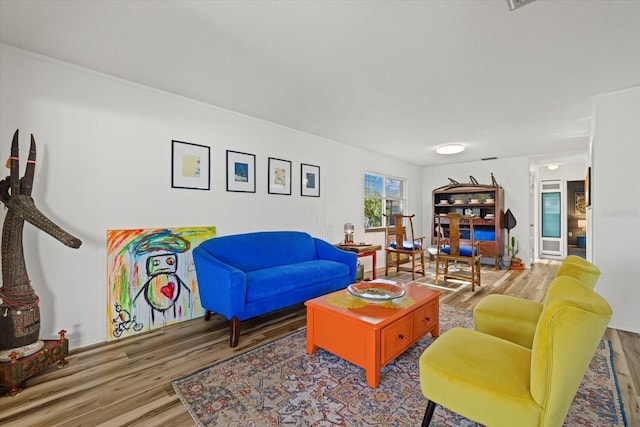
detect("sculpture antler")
(0, 129), (82, 350)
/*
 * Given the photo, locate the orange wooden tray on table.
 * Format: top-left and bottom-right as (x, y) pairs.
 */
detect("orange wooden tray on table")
(305, 281), (440, 388)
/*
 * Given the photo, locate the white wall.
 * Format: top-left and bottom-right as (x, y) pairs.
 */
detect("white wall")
(0, 46), (423, 348)
(592, 86), (640, 333)
(422, 157), (531, 268)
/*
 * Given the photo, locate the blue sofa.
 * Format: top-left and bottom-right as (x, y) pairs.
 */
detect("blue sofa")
(193, 231), (357, 346)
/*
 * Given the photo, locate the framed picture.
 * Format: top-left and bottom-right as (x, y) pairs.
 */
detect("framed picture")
(585, 167), (591, 207)
(301, 163), (320, 197)
(574, 191), (586, 214)
(268, 157), (292, 195)
(226, 150), (256, 193)
(171, 140), (210, 190)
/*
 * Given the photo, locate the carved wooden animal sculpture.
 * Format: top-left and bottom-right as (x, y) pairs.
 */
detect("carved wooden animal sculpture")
(0, 130), (82, 350)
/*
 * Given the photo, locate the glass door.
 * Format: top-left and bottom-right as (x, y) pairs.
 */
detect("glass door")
(540, 180), (564, 257)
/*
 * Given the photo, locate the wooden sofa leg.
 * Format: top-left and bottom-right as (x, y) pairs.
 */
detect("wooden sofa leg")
(204, 310), (212, 321)
(421, 400), (437, 427)
(230, 316), (241, 347)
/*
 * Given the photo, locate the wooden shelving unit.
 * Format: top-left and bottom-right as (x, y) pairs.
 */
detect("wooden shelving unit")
(432, 185), (504, 269)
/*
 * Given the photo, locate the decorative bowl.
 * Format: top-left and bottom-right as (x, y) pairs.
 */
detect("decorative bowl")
(454, 200), (463, 204)
(347, 280), (406, 302)
(470, 199), (479, 204)
(485, 198), (494, 204)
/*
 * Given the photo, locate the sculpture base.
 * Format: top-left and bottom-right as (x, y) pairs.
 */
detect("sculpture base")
(0, 340), (45, 362)
(0, 330), (68, 396)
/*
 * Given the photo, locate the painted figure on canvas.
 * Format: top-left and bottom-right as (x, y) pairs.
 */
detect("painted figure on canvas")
(132, 235), (190, 322)
(107, 226), (215, 340)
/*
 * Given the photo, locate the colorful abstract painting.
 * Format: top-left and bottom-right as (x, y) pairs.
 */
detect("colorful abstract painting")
(106, 226), (216, 341)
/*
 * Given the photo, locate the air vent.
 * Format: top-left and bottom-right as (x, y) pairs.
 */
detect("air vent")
(508, 0), (537, 11)
(481, 157), (497, 161)
(542, 240), (560, 252)
(542, 182), (561, 191)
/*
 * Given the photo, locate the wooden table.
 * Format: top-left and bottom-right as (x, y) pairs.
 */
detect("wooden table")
(305, 283), (440, 388)
(335, 244), (382, 279)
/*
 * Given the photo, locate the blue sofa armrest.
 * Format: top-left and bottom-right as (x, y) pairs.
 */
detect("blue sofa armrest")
(313, 238), (358, 281)
(193, 246), (247, 319)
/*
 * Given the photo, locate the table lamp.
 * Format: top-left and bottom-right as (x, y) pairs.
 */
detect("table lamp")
(578, 219), (587, 233)
(344, 223), (355, 244)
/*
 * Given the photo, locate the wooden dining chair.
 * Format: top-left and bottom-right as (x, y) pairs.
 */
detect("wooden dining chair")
(434, 213), (481, 291)
(384, 213), (426, 280)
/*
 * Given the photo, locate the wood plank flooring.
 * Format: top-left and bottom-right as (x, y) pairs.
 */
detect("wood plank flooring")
(1, 260), (638, 426)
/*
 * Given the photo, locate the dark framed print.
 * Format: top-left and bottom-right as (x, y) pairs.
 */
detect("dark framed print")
(301, 163), (320, 197)
(226, 150), (256, 193)
(585, 167), (591, 207)
(574, 191), (586, 214)
(268, 157), (292, 195)
(171, 140), (210, 190)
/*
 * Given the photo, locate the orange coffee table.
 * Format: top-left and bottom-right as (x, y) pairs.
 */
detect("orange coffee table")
(305, 283), (440, 388)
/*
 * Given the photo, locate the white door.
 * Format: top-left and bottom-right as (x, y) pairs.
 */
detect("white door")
(539, 180), (564, 258)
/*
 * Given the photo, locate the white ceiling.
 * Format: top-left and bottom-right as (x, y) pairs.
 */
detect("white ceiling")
(1, 0), (639, 167)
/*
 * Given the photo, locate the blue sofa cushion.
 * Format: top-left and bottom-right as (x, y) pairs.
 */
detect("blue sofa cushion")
(197, 231), (318, 272)
(441, 246), (478, 257)
(245, 260), (350, 302)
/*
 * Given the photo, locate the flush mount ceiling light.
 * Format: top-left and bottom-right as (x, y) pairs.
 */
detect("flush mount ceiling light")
(547, 164), (559, 171)
(436, 143), (465, 155)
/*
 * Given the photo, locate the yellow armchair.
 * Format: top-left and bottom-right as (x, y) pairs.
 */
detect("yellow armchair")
(473, 256), (601, 348)
(419, 275), (612, 427)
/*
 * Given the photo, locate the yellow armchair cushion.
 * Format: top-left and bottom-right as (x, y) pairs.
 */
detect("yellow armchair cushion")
(419, 327), (541, 427)
(473, 295), (542, 348)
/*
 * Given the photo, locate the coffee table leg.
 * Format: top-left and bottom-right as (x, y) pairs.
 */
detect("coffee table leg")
(366, 367), (380, 388)
(365, 329), (380, 388)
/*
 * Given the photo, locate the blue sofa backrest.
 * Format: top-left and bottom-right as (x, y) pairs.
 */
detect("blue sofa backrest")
(196, 231), (319, 272)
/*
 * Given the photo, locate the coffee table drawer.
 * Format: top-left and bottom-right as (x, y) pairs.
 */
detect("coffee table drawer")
(381, 314), (413, 365)
(413, 301), (438, 337)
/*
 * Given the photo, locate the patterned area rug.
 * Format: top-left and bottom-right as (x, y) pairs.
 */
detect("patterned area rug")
(172, 305), (626, 426)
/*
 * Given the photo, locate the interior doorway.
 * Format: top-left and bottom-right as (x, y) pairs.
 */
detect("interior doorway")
(567, 180), (587, 259)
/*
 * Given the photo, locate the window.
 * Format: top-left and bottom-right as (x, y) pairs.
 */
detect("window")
(364, 172), (406, 230)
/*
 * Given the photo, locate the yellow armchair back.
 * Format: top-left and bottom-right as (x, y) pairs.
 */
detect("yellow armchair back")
(530, 276), (612, 425)
(554, 255), (601, 289)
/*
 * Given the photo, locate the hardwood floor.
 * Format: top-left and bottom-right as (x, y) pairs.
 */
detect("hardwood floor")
(1, 260), (638, 426)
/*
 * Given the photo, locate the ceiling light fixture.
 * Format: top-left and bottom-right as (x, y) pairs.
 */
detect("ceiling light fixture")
(547, 164), (559, 171)
(436, 143), (465, 155)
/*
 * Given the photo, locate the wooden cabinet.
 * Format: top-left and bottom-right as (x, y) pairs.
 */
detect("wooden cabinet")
(432, 185), (504, 268)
